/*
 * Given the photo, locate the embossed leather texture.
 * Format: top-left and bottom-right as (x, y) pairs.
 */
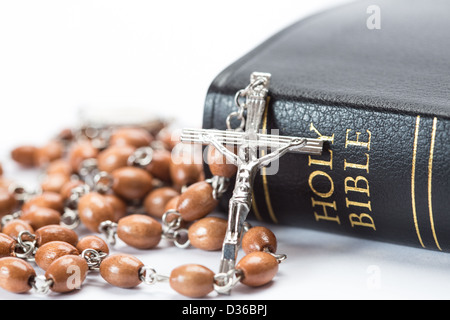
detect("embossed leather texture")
(202, 0), (450, 251)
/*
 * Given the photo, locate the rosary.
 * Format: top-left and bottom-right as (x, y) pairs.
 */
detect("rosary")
(0, 72), (323, 298)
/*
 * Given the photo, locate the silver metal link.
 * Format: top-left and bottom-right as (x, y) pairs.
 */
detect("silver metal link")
(127, 147), (153, 168)
(205, 175), (230, 200)
(30, 275), (53, 295)
(93, 171), (113, 194)
(161, 210), (190, 249)
(139, 266), (169, 285)
(15, 230), (37, 262)
(98, 220), (118, 245)
(81, 248), (108, 271)
(214, 269), (243, 295)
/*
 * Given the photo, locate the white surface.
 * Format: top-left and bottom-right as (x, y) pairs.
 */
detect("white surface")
(1, 0), (449, 301)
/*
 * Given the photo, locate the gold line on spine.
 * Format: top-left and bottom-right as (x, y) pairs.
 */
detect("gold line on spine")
(428, 117), (441, 250)
(411, 116), (425, 248)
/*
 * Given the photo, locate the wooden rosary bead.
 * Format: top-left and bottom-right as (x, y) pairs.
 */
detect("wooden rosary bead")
(170, 264), (215, 298)
(11, 145), (38, 167)
(99, 254), (144, 288)
(104, 194), (128, 222)
(109, 127), (153, 149)
(169, 161), (203, 189)
(97, 145), (136, 173)
(0, 190), (17, 217)
(207, 145), (238, 178)
(60, 180), (85, 200)
(22, 192), (65, 214)
(164, 195), (180, 212)
(36, 140), (65, 166)
(176, 181), (218, 222)
(35, 241), (79, 271)
(77, 192), (115, 233)
(145, 149), (172, 182)
(45, 159), (73, 176)
(242, 226), (277, 254)
(35, 225), (79, 247)
(144, 187), (180, 219)
(68, 141), (99, 172)
(117, 214), (162, 249)
(0, 257), (36, 293)
(111, 167), (153, 200)
(45, 255), (89, 293)
(188, 217), (228, 251)
(76, 235), (109, 255)
(236, 251), (279, 287)
(1, 220), (34, 240)
(40, 173), (71, 194)
(20, 207), (61, 230)
(0, 233), (16, 258)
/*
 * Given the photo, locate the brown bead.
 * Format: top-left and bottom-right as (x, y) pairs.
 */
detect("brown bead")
(236, 251), (279, 287)
(146, 149), (172, 182)
(97, 145), (136, 173)
(164, 195), (180, 212)
(40, 173), (71, 194)
(77, 192), (115, 233)
(112, 167), (153, 200)
(20, 207), (61, 230)
(242, 226), (277, 255)
(117, 214), (162, 249)
(22, 192), (64, 214)
(0, 233), (16, 258)
(144, 187), (179, 219)
(0, 162), (2, 176)
(36, 140), (64, 166)
(176, 181), (218, 221)
(68, 141), (99, 172)
(170, 264), (215, 298)
(35, 225), (79, 247)
(35, 241), (79, 271)
(207, 145), (238, 178)
(45, 255), (89, 293)
(103, 194), (128, 222)
(0, 190), (17, 217)
(76, 235), (109, 255)
(109, 127), (153, 148)
(188, 217), (227, 251)
(2, 220), (34, 240)
(0, 257), (36, 293)
(100, 254), (144, 288)
(60, 180), (85, 200)
(45, 159), (73, 176)
(11, 145), (38, 167)
(170, 161), (202, 189)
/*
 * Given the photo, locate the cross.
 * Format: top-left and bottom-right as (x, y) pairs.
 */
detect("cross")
(181, 72), (323, 292)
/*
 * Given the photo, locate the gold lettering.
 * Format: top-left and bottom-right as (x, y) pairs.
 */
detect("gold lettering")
(345, 129), (371, 150)
(344, 153), (370, 173)
(311, 198), (340, 224)
(349, 213), (376, 230)
(310, 123), (334, 144)
(346, 198), (372, 211)
(344, 176), (370, 196)
(309, 150), (333, 169)
(308, 170), (334, 198)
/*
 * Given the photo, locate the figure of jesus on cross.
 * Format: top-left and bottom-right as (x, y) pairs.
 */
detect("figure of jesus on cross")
(181, 72), (323, 292)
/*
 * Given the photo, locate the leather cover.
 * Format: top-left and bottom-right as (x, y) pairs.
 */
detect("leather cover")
(202, 0), (450, 252)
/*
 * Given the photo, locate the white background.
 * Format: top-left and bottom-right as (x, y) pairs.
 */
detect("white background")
(1, 0), (450, 301)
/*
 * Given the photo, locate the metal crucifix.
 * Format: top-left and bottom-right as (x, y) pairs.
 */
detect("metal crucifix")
(181, 72), (323, 292)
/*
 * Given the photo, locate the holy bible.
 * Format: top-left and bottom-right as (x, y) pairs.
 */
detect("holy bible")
(201, 0), (450, 252)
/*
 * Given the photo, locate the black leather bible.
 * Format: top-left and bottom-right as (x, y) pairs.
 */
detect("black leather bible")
(202, 0), (450, 252)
